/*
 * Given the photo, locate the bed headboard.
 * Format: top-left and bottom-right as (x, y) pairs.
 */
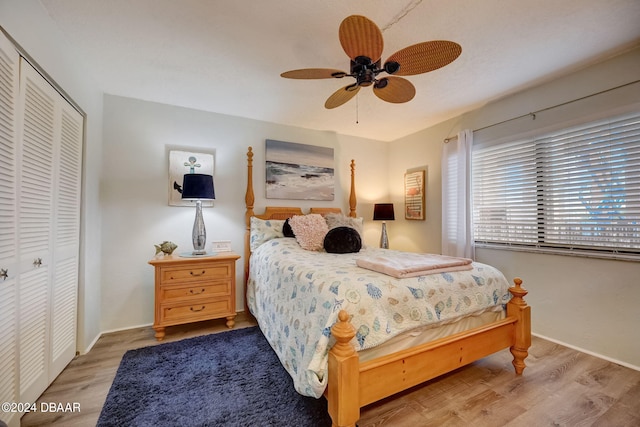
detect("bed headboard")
(243, 146), (357, 308)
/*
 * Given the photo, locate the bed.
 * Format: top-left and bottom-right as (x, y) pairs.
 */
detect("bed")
(243, 147), (531, 427)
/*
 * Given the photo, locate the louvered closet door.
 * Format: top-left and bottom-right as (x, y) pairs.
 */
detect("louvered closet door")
(49, 100), (82, 380)
(0, 32), (20, 427)
(17, 59), (56, 404)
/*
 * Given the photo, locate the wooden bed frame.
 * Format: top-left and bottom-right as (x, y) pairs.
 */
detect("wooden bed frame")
(243, 146), (531, 427)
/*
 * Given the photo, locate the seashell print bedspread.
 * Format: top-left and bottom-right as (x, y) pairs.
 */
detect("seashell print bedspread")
(247, 238), (511, 398)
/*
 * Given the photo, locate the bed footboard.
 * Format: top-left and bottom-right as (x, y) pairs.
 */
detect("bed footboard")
(327, 311), (359, 427)
(327, 278), (531, 427)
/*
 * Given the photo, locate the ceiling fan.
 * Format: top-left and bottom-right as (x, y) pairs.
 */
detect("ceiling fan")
(281, 15), (462, 109)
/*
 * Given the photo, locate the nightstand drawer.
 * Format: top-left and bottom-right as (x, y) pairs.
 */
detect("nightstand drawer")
(161, 298), (233, 323)
(161, 280), (231, 301)
(161, 263), (232, 283)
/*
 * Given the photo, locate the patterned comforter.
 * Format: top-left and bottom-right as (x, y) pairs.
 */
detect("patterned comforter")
(247, 238), (511, 398)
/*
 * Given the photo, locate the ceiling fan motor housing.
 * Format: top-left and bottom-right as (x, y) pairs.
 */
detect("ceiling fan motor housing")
(351, 56), (383, 87)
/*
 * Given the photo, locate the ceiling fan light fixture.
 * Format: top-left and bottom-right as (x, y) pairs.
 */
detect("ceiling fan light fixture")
(383, 61), (400, 75)
(374, 78), (388, 89)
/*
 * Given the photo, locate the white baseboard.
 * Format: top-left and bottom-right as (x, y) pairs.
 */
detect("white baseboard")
(80, 322), (153, 355)
(100, 322), (154, 335)
(533, 332), (640, 372)
(81, 333), (101, 355)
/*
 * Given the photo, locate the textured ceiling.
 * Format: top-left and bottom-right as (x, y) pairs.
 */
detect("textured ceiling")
(40, 0), (640, 141)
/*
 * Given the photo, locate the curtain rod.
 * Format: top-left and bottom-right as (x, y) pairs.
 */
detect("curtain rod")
(444, 79), (640, 143)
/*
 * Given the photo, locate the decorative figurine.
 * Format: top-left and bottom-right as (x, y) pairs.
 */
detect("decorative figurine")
(154, 241), (178, 256)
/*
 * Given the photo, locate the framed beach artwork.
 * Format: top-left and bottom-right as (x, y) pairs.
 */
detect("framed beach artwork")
(168, 148), (215, 207)
(265, 139), (335, 200)
(405, 168), (426, 220)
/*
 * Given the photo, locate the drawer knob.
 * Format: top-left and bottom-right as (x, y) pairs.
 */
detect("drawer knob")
(189, 288), (205, 295)
(190, 270), (206, 277)
(190, 306), (206, 312)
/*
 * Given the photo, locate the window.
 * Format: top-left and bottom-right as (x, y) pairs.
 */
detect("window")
(472, 112), (640, 258)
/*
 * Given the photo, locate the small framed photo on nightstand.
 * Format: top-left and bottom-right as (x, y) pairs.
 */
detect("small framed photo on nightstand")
(211, 240), (232, 252)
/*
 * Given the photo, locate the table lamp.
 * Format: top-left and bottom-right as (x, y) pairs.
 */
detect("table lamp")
(373, 203), (394, 249)
(182, 173), (215, 255)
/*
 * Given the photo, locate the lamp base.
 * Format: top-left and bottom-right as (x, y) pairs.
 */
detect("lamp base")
(380, 222), (389, 249)
(192, 200), (207, 254)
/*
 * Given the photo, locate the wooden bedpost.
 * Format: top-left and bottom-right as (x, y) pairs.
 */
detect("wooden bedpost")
(506, 278), (531, 375)
(327, 310), (359, 427)
(244, 147), (255, 313)
(349, 159), (356, 218)
(245, 146), (255, 227)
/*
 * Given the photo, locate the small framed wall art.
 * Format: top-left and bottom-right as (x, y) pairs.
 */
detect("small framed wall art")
(168, 148), (215, 207)
(405, 168), (426, 220)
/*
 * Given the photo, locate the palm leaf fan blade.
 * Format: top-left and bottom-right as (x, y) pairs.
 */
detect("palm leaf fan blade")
(281, 68), (347, 79)
(373, 77), (415, 103)
(325, 85), (361, 109)
(339, 15), (384, 62)
(386, 41), (462, 76)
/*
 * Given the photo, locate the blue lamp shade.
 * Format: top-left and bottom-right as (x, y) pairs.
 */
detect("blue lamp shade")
(182, 174), (215, 200)
(373, 203), (395, 221)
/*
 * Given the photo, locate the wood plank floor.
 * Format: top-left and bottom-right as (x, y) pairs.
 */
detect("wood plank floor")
(21, 314), (640, 426)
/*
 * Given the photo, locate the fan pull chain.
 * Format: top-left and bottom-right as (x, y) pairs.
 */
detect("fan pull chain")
(356, 92), (359, 124)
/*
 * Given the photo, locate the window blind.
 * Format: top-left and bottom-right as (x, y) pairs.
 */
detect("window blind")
(472, 112), (640, 257)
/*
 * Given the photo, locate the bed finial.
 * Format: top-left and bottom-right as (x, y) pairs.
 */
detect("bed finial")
(332, 310), (356, 356)
(509, 278), (527, 306)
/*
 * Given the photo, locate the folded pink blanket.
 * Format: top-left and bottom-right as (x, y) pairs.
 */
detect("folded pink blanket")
(356, 252), (473, 278)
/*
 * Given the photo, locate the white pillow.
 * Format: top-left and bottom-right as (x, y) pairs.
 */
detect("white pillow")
(249, 217), (285, 251)
(324, 212), (364, 237)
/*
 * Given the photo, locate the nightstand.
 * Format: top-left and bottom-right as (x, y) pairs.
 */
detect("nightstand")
(148, 252), (241, 341)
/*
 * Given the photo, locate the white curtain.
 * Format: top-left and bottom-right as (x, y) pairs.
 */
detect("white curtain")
(441, 129), (474, 259)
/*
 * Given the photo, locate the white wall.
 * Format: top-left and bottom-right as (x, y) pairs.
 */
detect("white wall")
(100, 95), (389, 331)
(0, 0), (104, 353)
(388, 46), (640, 368)
(386, 119), (452, 254)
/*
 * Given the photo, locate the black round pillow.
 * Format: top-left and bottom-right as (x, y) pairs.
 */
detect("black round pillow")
(282, 218), (296, 238)
(323, 226), (362, 254)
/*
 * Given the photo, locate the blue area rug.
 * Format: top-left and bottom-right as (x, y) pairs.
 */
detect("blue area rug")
(97, 326), (331, 426)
